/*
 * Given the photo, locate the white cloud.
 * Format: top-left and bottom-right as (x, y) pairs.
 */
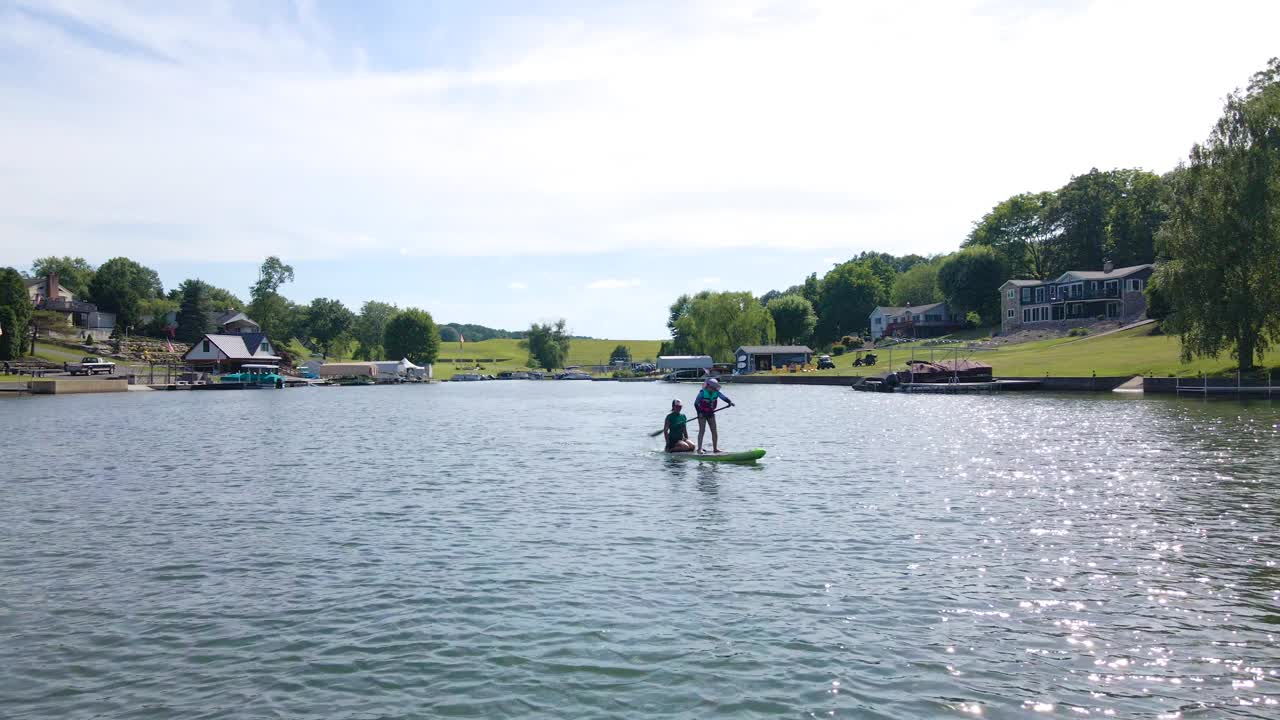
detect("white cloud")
(586, 278), (641, 290)
(508, 281), (527, 290)
(2, 1), (1279, 266)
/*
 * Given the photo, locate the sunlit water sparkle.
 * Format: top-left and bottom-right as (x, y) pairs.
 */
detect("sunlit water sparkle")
(1, 383), (1277, 718)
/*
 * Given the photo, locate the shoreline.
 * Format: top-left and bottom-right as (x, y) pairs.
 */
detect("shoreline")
(5, 373), (1277, 399)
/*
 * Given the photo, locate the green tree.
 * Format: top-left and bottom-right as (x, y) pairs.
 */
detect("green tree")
(610, 344), (632, 363)
(87, 257), (163, 331)
(672, 291), (775, 361)
(766, 294), (817, 346)
(889, 261), (943, 306)
(0, 305), (17, 361)
(521, 319), (572, 370)
(815, 262), (884, 344)
(30, 256), (95, 298)
(965, 192), (1054, 278)
(303, 298), (356, 359)
(383, 308), (441, 365)
(352, 300), (399, 360)
(936, 246), (1005, 322)
(0, 267), (34, 356)
(1106, 169), (1169, 268)
(175, 280), (213, 343)
(247, 256), (296, 341)
(664, 294), (697, 355)
(439, 325), (461, 343)
(1154, 59), (1280, 371)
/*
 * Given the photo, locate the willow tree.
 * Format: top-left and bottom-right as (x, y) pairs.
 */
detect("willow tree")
(672, 291), (775, 362)
(1154, 59), (1280, 371)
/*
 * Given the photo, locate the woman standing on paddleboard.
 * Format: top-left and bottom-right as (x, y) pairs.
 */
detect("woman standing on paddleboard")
(694, 377), (734, 454)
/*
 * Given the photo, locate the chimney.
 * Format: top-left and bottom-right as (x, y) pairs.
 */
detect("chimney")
(46, 272), (59, 305)
(1103, 260), (1114, 274)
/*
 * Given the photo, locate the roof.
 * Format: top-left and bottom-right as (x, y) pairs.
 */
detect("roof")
(872, 302), (948, 316)
(184, 333), (280, 361)
(737, 345), (814, 354)
(1054, 264), (1154, 282)
(1000, 279), (1043, 288)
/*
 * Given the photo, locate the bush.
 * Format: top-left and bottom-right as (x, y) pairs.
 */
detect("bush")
(964, 311), (981, 329)
(830, 345), (845, 356)
(1068, 327), (1089, 337)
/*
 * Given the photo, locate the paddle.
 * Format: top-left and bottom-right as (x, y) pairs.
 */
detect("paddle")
(649, 404), (732, 437)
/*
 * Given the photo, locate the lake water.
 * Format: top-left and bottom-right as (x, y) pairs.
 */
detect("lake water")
(1, 383), (1277, 719)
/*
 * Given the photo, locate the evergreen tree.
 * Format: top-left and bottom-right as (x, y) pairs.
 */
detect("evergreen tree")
(175, 280), (213, 343)
(0, 267), (32, 357)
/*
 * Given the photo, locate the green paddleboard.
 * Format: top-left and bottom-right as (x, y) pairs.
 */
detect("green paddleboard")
(668, 448), (766, 463)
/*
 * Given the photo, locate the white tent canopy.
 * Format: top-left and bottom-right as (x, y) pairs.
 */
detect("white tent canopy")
(371, 358), (430, 379)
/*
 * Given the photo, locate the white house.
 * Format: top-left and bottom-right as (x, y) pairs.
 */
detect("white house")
(183, 332), (280, 371)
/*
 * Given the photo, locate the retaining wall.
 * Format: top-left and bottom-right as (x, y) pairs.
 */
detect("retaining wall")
(996, 376), (1129, 391)
(28, 377), (129, 394)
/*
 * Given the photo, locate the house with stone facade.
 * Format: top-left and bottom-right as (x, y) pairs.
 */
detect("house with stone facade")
(999, 262), (1154, 335)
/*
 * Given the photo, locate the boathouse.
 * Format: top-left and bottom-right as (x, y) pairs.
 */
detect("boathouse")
(182, 333), (281, 372)
(734, 345), (814, 374)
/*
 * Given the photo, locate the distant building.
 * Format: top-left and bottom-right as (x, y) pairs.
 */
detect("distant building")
(657, 355), (713, 371)
(869, 302), (962, 341)
(26, 272), (106, 330)
(999, 262), (1153, 335)
(182, 333), (281, 372)
(213, 309), (261, 335)
(734, 345), (813, 373)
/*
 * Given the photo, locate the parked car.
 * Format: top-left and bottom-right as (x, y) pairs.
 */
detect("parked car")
(65, 356), (116, 375)
(816, 354), (835, 370)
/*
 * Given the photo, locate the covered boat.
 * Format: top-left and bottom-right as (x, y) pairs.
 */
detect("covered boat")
(897, 359), (993, 384)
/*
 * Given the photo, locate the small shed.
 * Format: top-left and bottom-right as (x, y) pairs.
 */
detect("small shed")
(735, 345), (814, 373)
(657, 355), (713, 371)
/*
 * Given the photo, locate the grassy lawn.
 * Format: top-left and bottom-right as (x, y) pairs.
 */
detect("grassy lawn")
(286, 337), (665, 380)
(815, 325), (1280, 379)
(432, 338), (664, 379)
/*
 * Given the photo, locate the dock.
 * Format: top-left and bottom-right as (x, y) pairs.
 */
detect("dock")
(901, 379), (1041, 393)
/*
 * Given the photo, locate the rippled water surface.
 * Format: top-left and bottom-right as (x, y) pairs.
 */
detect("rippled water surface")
(1, 383), (1278, 719)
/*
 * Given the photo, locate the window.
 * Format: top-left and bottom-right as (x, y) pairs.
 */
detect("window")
(1090, 281), (1099, 294)
(1021, 287), (1031, 303)
(874, 317), (881, 326)
(202, 339), (210, 353)
(1035, 287), (1045, 304)
(1008, 309), (1015, 319)
(1127, 279), (1144, 292)
(1049, 285), (1057, 300)
(260, 342), (269, 352)
(1023, 309), (1031, 322)
(1007, 289), (1015, 300)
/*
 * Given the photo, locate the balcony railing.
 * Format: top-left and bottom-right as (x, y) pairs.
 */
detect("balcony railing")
(38, 298), (98, 313)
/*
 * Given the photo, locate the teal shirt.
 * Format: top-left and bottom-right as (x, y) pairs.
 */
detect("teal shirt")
(666, 412), (688, 440)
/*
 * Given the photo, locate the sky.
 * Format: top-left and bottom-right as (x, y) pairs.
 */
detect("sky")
(1, 0), (1277, 338)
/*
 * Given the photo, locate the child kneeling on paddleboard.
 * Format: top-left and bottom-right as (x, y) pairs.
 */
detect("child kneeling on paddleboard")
(694, 377), (733, 453)
(664, 400), (695, 453)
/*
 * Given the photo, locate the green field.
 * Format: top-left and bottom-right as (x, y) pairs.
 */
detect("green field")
(818, 324), (1279, 379)
(433, 338), (665, 379)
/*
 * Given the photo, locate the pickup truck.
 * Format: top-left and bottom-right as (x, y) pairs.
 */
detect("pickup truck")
(65, 357), (116, 375)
